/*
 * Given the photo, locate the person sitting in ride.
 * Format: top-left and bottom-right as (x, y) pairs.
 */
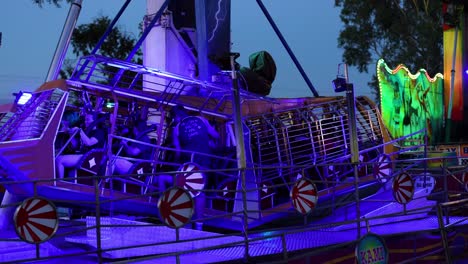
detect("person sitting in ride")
(172, 105), (219, 168)
(55, 110), (107, 179)
(56, 110), (82, 155)
(113, 117), (153, 175)
(171, 106), (220, 230)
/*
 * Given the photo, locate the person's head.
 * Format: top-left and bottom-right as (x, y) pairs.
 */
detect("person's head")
(133, 119), (148, 137)
(60, 119), (70, 131)
(62, 110), (79, 128)
(84, 112), (96, 128)
(170, 105), (188, 123)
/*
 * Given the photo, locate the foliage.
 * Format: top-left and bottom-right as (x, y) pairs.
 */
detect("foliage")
(60, 15), (142, 80)
(32, 0), (142, 79)
(32, 0), (70, 8)
(334, 0), (444, 102)
(71, 16), (139, 60)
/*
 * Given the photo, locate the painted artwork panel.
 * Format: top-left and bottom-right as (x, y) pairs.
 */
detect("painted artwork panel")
(377, 59), (444, 145)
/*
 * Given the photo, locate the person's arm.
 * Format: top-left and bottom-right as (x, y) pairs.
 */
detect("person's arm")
(66, 127), (81, 149)
(201, 117), (219, 139)
(123, 141), (142, 157)
(79, 128), (99, 147)
(172, 125), (181, 159)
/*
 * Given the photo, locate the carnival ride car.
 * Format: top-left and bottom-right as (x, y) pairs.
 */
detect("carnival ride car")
(0, 52), (401, 229)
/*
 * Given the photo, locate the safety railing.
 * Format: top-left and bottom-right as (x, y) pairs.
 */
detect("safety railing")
(436, 198), (468, 264)
(68, 55), (275, 118)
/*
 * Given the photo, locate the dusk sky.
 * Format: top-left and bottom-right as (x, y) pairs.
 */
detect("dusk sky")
(0, 0), (374, 104)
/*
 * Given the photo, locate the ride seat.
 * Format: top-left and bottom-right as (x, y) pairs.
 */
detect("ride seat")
(358, 153), (369, 176)
(75, 148), (106, 185)
(259, 181), (275, 210)
(123, 161), (154, 195)
(211, 179), (236, 212)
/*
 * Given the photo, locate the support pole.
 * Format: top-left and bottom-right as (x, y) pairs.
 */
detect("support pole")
(195, 0), (209, 82)
(230, 54), (249, 261)
(448, 27), (459, 121)
(125, 0), (171, 62)
(255, 0), (319, 97)
(344, 64), (361, 238)
(446, 26), (459, 142)
(111, 0), (170, 86)
(74, 0), (132, 78)
(45, 0), (83, 82)
(230, 56), (246, 169)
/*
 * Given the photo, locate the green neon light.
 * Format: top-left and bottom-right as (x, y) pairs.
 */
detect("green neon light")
(377, 59), (444, 145)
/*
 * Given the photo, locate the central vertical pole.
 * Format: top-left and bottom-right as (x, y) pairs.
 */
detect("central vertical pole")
(143, 0), (170, 92)
(195, 0), (209, 82)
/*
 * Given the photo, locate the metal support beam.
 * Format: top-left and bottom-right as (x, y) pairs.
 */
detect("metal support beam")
(74, 0), (132, 78)
(45, 0), (83, 82)
(92, 0), (132, 56)
(195, 0), (209, 82)
(255, 0), (319, 97)
(125, 0), (171, 62)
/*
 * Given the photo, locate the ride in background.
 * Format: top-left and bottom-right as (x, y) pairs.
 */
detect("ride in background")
(377, 58), (444, 146)
(378, 1), (468, 147)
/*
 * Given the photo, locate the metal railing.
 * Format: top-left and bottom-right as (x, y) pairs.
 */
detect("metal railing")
(68, 55), (275, 118)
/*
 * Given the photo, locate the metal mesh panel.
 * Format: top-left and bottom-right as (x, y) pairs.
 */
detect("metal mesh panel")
(0, 89), (65, 142)
(245, 97), (384, 192)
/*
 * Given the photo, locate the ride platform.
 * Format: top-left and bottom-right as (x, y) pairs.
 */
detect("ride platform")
(0, 186), (466, 264)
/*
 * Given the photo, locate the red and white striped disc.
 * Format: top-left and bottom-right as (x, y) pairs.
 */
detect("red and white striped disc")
(373, 154), (392, 183)
(392, 172), (414, 204)
(158, 187), (194, 228)
(13, 197), (58, 244)
(290, 178), (318, 214)
(176, 162), (206, 197)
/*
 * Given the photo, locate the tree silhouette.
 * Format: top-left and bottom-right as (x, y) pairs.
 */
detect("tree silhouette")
(61, 15), (142, 80)
(334, 1), (443, 102)
(32, 1), (141, 80)
(32, 0), (70, 8)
